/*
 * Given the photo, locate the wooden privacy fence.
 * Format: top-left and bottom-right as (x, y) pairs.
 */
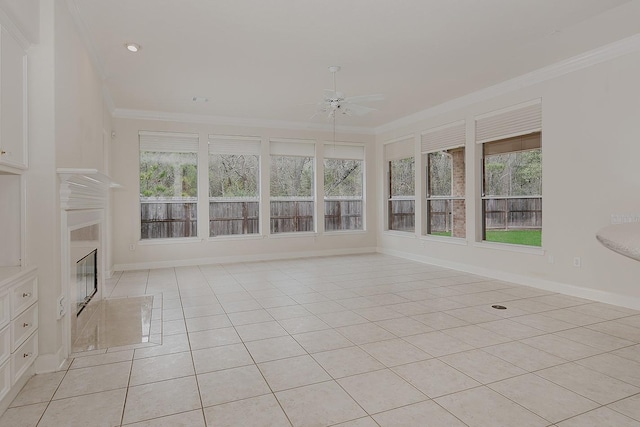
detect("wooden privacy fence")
(428, 199), (452, 232)
(209, 200), (259, 236)
(269, 199), (315, 233)
(324, 198), (363, 231)
(484, 196), (541, 230)
(142, 198), (364, 238)
(388, 198), (415, 231)
(140, 199), (197, 239)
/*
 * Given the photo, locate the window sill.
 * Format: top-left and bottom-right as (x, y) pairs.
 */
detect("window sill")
(269, 232), (318, 239)
(138, 237), (202, 245)
(209, 234), (265, 242)
(324, 230), (367, 236)
(421, 235), (468, 246)
(382, 230), (417, 238)
(472, 241), (545, 255)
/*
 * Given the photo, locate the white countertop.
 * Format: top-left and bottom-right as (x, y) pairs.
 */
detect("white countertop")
(596, 223), (640, 262)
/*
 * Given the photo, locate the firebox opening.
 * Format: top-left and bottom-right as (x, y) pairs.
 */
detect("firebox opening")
(76, 249), (98, 316)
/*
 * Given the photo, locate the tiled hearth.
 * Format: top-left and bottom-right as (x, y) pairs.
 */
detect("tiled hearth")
(72, 296), (158, 353)
(1, 254), (640, 426)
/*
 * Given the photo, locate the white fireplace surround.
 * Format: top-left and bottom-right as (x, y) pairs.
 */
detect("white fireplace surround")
(58, 168), (117, 360)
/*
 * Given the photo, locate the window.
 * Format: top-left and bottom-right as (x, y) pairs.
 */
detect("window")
(324, 144), (364, 231)
(139, 131), (199, 239)
(422, 122), (466, 238)
(477, 100), (542, 247)
(385, 138), (415, 232)
(270, 139), (315, 233)
(208, 136), (261, 237)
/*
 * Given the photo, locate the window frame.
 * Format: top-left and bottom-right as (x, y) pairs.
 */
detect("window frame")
(269, 139), (316, 235)
(208, 135), (262, 238)
(387, 156), (416, 233)
(323, 143), (365, 233)
(138, 131), (200, 241)
(480, 132), (542, 246)
(424, 149), (466, 237)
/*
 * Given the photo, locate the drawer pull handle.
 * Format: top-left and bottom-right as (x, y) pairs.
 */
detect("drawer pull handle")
(23, 322), (30, 328)
(22, 293), (31, 298)
(23, 352), (32, 358)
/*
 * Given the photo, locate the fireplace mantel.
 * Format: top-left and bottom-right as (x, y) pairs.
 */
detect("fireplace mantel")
(57, 168), (119, 362)
(57, 168), (121, 210)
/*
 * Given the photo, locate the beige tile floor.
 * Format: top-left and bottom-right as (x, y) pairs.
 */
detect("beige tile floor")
(2, 254), (640, 426)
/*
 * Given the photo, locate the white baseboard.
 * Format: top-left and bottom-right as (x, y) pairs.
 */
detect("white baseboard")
(378, 247), (640, 311)
(35, 347), (66, 374)
(113, 246), (377, 271)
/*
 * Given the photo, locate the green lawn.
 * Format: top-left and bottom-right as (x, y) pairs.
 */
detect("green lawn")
(485, 229), (541, 246)
(430, 231), (452, 237)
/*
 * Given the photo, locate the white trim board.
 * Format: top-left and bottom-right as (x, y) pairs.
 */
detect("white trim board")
(377, 247), (640, 312)
(113, 108), (374, 135)
(113, 246), (377, 271)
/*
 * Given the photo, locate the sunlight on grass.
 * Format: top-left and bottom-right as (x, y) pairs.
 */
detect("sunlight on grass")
(430, 231), (452, 237)
(485, 229), (541, 246)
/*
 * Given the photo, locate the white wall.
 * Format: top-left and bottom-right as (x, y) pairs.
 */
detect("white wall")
(55, 0), (109, 171)
(0, 0), (39, 43)
(376, 49), (640, 309)
(24, 0), (110, 370)
(111, 118), (376, 270)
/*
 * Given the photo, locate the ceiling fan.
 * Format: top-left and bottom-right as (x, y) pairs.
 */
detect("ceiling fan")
(314, 66), (384, 119)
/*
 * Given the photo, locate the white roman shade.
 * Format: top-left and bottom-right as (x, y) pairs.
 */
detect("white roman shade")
(270, 138), (315, 157)
(209, 135), (261, 155)
(384, 137), (414, 161)
(421, 121), (465, 153)
(139, 131), (199, 153)
(475, 99), (542, 144)
(324, 143), (365, 160)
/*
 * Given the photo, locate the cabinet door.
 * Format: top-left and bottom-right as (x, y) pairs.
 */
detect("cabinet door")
(0, 175), (21, 267)
(0, 27), (27, 170)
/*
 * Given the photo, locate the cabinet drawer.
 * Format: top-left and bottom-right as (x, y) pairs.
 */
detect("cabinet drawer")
(11, 303), (37, 352)
(11, 331), (36, 386)
(0, 292), (9, 329)
(0, 326), (9, 366)
(0, 359), (10, 402)
(11, 275), (37, 318)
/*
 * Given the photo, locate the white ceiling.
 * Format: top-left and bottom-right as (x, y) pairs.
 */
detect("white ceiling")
(71, 0), (639, 130)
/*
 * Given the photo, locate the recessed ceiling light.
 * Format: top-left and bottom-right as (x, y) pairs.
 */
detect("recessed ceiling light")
(125, 43), (141, 52)
(192, 96), (209, 103)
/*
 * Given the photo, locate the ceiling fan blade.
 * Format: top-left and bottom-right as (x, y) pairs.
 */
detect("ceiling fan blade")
(344, 93), (385, 104)
(343, 104), (377, 116)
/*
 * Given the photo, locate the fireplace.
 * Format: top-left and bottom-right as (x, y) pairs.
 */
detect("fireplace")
(58, 168), (117, 363)
(76, 249), (97, 316)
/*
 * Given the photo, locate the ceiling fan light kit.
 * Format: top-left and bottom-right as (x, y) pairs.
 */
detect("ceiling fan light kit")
(315, 65), (383, 120)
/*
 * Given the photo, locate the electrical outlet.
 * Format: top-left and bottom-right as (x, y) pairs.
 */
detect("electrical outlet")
(573, 257), (581, 268)
(548, 255), (554, 264)
(129, 244), (135, 251)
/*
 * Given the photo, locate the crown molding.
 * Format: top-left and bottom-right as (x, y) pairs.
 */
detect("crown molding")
(375, 33), (640, 135)
(112, 108), (376, 135)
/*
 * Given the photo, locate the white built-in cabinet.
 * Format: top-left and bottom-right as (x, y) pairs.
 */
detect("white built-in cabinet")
(0, 22), (34, 413)
(0, 26), (27, 171)
(0, 267), (38, 404)
(0, 24), (27, 268)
